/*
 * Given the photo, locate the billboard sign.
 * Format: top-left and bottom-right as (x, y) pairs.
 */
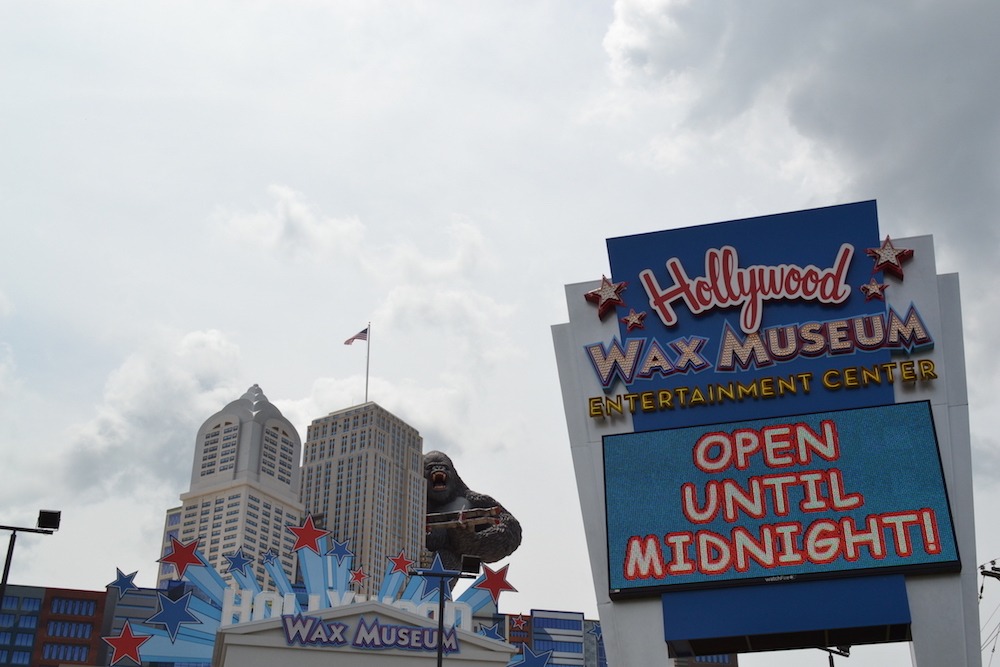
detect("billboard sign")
(586, 201), (933, 429)
(552, 200), (978, 664)
(604, 401), (959, 597)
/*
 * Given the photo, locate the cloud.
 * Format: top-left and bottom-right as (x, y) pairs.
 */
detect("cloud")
(55, 329), (243, 504)
(0, 342), (18, 399)
(602, 0), (1000, 259)
(360, 219), (492, 283)
(216, 184), (365, 260)
(0, 288), (11, 317)
(217, 185), (518, 377)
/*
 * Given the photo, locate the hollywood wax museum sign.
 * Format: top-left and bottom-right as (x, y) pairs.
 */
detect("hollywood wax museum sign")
(552, 200), (979, 664)
(101, 521), (522, 666)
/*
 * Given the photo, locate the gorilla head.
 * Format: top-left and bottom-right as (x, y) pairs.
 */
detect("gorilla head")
(424, 450), (468, 506)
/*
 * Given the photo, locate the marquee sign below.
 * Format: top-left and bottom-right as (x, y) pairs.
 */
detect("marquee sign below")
(603, 401), (959, 597)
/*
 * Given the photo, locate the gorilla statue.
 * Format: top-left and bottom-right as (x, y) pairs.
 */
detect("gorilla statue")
(424, 450), (522, 572)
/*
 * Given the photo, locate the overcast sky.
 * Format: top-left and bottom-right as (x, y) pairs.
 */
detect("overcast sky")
(2, 2), (999, 665)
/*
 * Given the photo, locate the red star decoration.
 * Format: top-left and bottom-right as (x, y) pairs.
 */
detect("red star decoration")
(103, 620), (153, 666)
(584, 275), (627, 319)
(859, 278), (889, 301)
(158, 538), (203, 578)
(388, 549), (415, 575)
(474, 563), (518, 605)
(866, 236), (914, 280)
(511, 614), (528, 630)
(620, 308), (647, 331)
(288, 515), (329, 553)
(350, 567), (369, 585)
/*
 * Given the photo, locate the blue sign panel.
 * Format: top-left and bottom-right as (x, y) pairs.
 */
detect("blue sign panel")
(604, 401), (958, 596)
(589, 201), (933, 431)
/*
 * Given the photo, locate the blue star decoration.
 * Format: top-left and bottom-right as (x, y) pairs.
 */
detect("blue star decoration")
(417, 554), (455, 601)
(588, 623), (603, 642)
(508, 645), (553, 666)
(146, 591), (201, 642)
(478, 622), (505, 641)
(107, 568), (139, 600)
(325, 538), (354, 565)
(224, 547), (253, 576)
(260, 549), (279, 566)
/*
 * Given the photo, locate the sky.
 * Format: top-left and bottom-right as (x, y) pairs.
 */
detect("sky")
(1, 1), (999, 665)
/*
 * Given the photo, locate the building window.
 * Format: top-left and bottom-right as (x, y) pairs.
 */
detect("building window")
(48, 621), (93, 639)
(50, 598), (96, 616)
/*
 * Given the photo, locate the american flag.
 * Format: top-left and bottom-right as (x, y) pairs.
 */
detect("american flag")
(344, 327), (369, 345)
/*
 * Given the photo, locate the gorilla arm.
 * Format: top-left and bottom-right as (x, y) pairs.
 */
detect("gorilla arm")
(441, 490), (522, 564)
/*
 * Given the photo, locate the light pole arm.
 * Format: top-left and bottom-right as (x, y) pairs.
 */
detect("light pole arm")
(0, 525), (54, 535)
(0, 523), (57, 610)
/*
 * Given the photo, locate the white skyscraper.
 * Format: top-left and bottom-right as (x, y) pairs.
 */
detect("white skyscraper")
(159, 385), (304, 588)
(299, 402), (425, 595)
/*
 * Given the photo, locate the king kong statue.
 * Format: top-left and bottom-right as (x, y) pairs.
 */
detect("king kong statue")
(424, 450), (522, 572)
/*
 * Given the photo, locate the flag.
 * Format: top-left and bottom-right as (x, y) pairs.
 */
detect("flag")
(344, 327), (368, 345)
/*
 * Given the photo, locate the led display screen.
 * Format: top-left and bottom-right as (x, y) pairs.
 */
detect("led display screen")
(603, 401), (959, 597)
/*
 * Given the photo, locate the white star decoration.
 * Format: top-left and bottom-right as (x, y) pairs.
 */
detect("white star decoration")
(620, 308), (646, 331)
(859, 278), (889, 301)
(866, 236), (914, 279)
(584, 275), (628, 319)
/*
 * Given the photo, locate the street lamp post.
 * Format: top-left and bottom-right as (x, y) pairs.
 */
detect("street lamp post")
(0, 510), (61, 609)
(414, 555), (481, 667)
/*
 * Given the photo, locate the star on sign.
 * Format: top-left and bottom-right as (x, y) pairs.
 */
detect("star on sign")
(224, 547), (253, 576)
(473, 563), (518, 605)
(288, 515), (329, 553)
(417, 553), (455, 601)
(326, 538), (354, 565)
(350, 567), (369, 585)
(859, 278), (889, 301)
(512, 645), (554, 666)
(584, 275), (627, 319)
(866, 236), (914, 279)
(510, 614), (528, 630)
(103, 620), (152, 666)
(260, 549), (279, 566)
(620, 308), (647, 331)
(387, 549), (415, 575)
(158, 538), (203, 579)
(147, 591), (202, 642)
(478, 622), (505, 641)
(108, 568), (139, 600)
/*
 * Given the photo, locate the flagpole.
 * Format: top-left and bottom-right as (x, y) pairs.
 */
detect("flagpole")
(365, 321), (371, 403)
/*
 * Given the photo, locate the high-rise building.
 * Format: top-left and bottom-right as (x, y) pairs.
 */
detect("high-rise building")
(300, 402), (424, 595)
(158, 385), (304, 588)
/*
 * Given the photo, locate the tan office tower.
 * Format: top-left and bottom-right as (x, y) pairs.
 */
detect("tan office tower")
(300, 402), (425, 596)
(158, 385), (304, 588)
